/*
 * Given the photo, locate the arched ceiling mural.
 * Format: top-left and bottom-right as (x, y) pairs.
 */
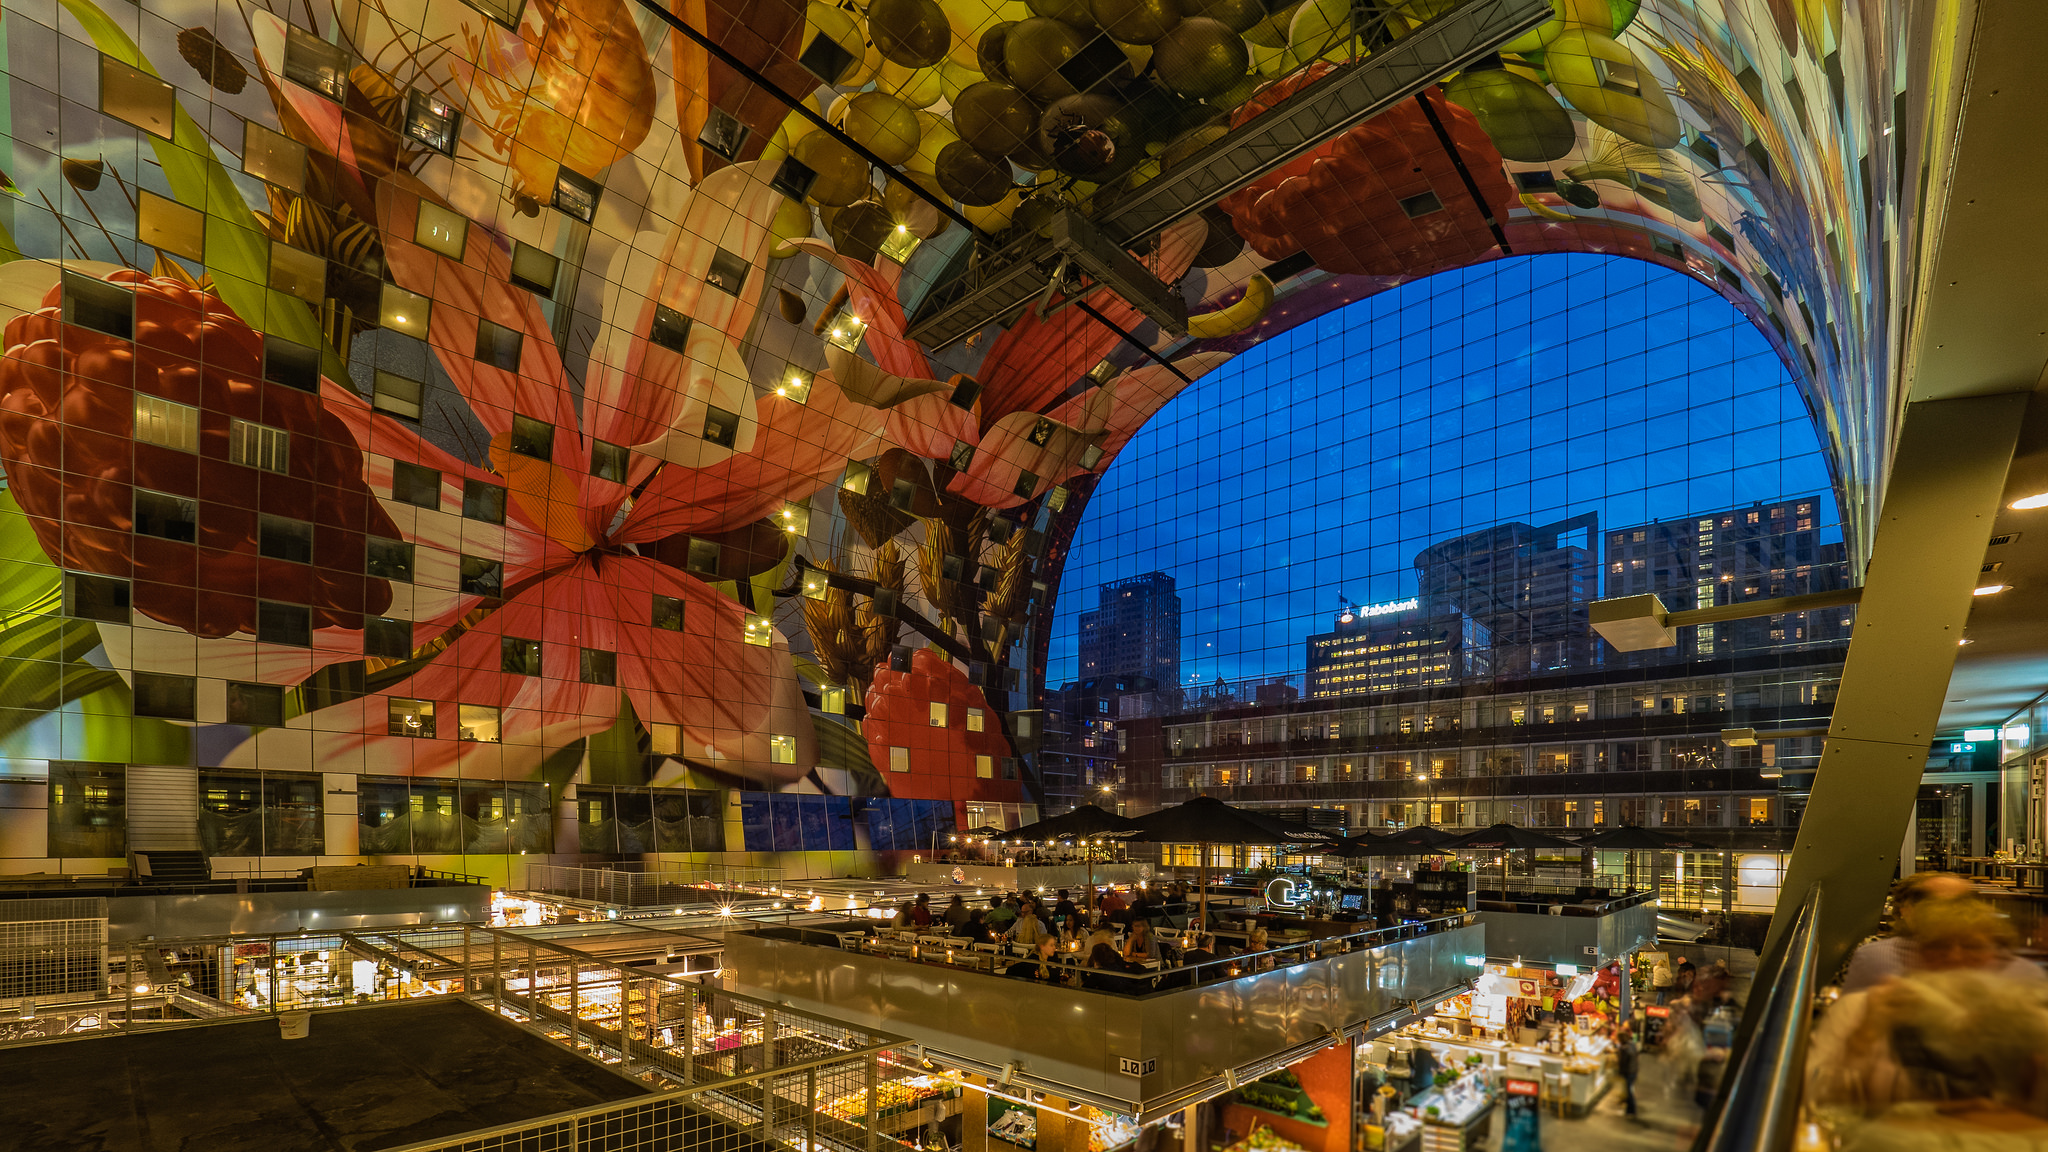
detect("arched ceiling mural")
(0, 0), (1892, 819)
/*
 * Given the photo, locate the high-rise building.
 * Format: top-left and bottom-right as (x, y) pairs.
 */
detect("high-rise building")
(1413, 513), (1601, 675)
(1605, 498), (1852, 660)
(1077, 573), (1182, 688)
(1305, 605), (1492, 700)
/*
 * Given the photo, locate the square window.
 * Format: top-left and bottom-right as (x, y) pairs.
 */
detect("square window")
(652, 593), (684, 631)
(461, 0), (525, 25)
(269, 242), (326, 303)
(257, 600), (311, 647)
(372, 370), (423, 420)
(226, 682), (286, 727)
(365, 536), (415, 582)
(475, 319), (522, 371)
(263, 335), (321, 392)
(510, 414), (554, 460)
(590, 438), (628, 482)
(929, 701), (948, 727)
(1397, 190), (1443, 218)
(878, 226), (919, 264)
(388, 697), (436, 738)
(258, 514), (314, 563)
(967, 707), (984, 732)
(1013, 470), (1039, 500)
(649, 305), (692, 354)
(230, 416), (290, 471)
(949, 376), (981, 410)
(462, 479), (506, 523)
(132, 672), (197, 720)
(820, 686), (847, 714)
(134, 489), (197, 542)
(779, 504), (810, 535)
(134, 393), (199, 453)
(101, 56), (176, 138)
(380, 283), (430, 338)
(415, 200), (468, 259)
(776, 370), (813, 404)
(948, 440), (975, 471)
(137, 191), (204, 262)
(697, 107), (751, 160)
(553, 167), (601, 222)
(64, 572), (129, 623)
(871, 587), (899, 617)
(390, 460), (440, 508)
(842, 460), (873, 496)
(365, 616), (412, 659)
(403, 89), (461, 154)
(649, 722), (681, 756)
(509, 242), (559, 297)
(1512, 170), (1559, 192)
(798, 32), (855, 83)
(460, 555), (504, 598)
(243, 121), (306, 192)
(283, 26), (349, 101)
(976, 755), (993, 779)
(580, 647), (617, 685)
(702, 405), (739, 449)
(888, 746), (910, 773)
(769, 157), (818, 201)
(769, 734), (797, 764)
(64, 273), (133, 339)
(823, 310), (866, 351)
(742, 613), (773, 647)
(500, 635), (542, 675)
(685, 538), (720, 575)
(705, 248), (748, 297)
(458, 703), (501, 742)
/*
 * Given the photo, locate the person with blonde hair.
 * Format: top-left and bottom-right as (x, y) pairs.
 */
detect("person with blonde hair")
(1844, 872), (2043, 991)
(1811, 900), (2042, 1115)
(1834, 971), (2048, 1150)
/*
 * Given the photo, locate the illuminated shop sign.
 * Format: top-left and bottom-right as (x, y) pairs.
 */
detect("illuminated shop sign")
(1360, 597), (1418, 618)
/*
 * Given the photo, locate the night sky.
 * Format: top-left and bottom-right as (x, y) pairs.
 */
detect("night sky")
(1047, 254), (1839, 689)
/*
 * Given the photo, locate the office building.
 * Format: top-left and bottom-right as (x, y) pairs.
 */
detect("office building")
(1078, 572), (1183, 688)
(1414, 513), (1602, 675)
(1305, 605), (1492, 699)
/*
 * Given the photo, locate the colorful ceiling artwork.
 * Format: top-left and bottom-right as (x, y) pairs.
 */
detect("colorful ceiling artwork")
(0, 0), (1883, 821)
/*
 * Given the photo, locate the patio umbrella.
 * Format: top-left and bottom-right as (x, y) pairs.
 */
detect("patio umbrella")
(1343, 825), (1464, 855)
(1443, 823), (1579, 898)
(990, 805), (1138, 911)
(1121, 797), (1342, 927)
(1576, 825), (1698, 893)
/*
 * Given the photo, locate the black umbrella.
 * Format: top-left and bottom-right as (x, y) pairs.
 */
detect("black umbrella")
(1122, 797), (1343, 926)
(1443, 823), (1578, 897)
(991, 805), (1138, 911)
(989, 804), (1135, 841)
(1346, 824), (1464, 855)
(1577, 826), (1699, 851)
(1443, 823), (1578, 851)
(1576, 825), (1698, 892)
(962, 825), (1009, 839)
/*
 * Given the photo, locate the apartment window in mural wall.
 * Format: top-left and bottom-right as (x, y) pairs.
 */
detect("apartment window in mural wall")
(47, 763), (124, 858)
(198, 771), (323, 856)
(359, 778), (551, 854)
(576, 786), (722, 853)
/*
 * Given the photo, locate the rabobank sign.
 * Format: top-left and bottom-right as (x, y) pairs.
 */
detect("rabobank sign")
(1361, 597), (1419, 618)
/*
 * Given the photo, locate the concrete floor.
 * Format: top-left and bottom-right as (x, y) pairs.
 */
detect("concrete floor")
(0, 998), (654, 1151)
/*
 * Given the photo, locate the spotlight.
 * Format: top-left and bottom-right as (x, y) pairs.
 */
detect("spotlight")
(1975, 584), (2010, 596)
(2010, 493), (2048, 510)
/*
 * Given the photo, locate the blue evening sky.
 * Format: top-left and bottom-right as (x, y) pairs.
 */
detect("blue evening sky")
(1046, 254), (1839, 689)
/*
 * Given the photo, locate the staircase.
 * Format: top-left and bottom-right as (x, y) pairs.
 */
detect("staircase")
(135, 850), (209, 886)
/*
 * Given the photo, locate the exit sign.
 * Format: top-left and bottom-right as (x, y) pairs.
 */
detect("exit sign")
(1950, 743), (1976, 754)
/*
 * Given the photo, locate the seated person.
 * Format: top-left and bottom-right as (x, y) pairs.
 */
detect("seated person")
(1006, 937), (1064, 983)
(952, 909), (995, 945)
(1010, 906), (1053, 949)
(1123, 918), (1160, 964)
(1179, 933), (1219, 967)
(1084, 942), (1149, 993)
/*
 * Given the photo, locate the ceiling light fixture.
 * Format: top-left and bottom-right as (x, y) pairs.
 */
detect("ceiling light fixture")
(1974, 584), (2010, 596)
(2010, 493), (2048, 510)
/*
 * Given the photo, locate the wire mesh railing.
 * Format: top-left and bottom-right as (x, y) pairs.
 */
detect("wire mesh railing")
(524, 862), (783, 908)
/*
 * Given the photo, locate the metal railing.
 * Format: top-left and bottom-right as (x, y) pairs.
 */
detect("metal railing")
(525, 863), (782, 908)
(766, 910), (1479, 996)
(1697, 883), (1822, 1152)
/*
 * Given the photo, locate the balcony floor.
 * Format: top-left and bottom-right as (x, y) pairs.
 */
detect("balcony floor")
(0, 998), (652, 1152)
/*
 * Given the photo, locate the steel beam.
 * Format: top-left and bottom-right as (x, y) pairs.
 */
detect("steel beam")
(1762, 393), (2029, 976)
(906, 0), (1552, 350)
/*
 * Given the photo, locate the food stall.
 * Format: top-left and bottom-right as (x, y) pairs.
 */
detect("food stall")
(820, 1070), (966, 1140)
(1372, 968), (1614, 1118)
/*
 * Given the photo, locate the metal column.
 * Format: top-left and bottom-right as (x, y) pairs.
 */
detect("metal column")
(1763, 393), (2028, 974)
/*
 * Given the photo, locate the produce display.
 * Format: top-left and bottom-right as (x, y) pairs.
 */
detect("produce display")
(820, 1071), (967, 1121)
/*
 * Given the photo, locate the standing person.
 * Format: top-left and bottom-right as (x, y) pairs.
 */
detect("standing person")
(1613, 1025), (1641, 1118)
(1099, 887), (1127, 917)
(942, 894), (971, 928)
(1052, 889), (1078, 927)
(1652, 955), (1675, 1004)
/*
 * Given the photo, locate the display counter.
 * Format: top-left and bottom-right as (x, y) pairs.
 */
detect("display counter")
(1219, 1123), (1313, 1152)
(1403, 1078), (1494, 1152)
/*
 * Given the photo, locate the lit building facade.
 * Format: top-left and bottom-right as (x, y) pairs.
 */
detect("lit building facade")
(1305, 608), (1491, 700)
(1414, 513), (1602, 676)
(1077, 573), (1183, 688)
